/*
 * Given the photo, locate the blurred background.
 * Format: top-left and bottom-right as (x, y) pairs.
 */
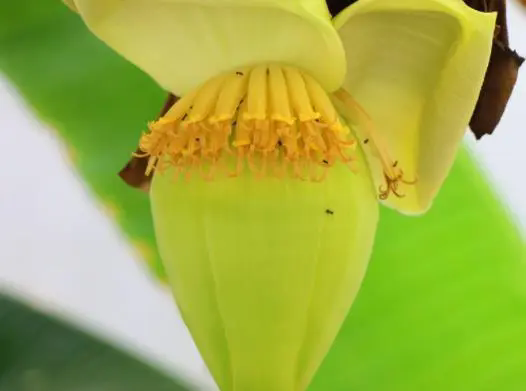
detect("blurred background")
(0, 2), (525, 391)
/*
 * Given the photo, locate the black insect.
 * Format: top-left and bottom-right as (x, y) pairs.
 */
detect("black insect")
(236, 71), (244, 76)
(364, 139), (369, 144)
(325, 209), (334, 215)
(322, 160), (329, 165)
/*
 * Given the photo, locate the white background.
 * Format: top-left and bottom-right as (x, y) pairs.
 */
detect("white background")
(0, 4), (525, 390)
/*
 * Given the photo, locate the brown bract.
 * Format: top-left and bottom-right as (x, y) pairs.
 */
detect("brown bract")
(465, 0), (524, 138)
(119, 0), (523, 191)
(119, 94), (178, 191)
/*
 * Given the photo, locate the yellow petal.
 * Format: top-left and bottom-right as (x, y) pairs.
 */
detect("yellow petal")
(334, 0), (495, 214)
(69, 0), (346, 95)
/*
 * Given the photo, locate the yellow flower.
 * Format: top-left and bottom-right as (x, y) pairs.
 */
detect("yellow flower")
(67, 1), (495, 390)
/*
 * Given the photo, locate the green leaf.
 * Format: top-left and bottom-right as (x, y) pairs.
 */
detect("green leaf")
(0, 294), (192, 391)
(0, 2), (524, 391)
(0, 0), (166, 279)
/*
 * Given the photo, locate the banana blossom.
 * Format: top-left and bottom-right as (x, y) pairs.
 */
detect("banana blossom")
(65, 1), (495, 390)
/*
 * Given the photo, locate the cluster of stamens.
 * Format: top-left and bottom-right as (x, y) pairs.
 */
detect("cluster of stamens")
(136, 65), (356, 182)
(136, 64), (416, 198)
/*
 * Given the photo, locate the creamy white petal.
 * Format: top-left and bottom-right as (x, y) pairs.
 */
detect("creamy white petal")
(335, 0), (495, 213)
(69, 0), (346, 94)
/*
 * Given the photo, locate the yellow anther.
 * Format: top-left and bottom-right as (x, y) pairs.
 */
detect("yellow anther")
(136, 64), (356, 182)
(245, 65), (268, 121)
(268, 65), (294, 125)
(162, 90), (198, 122)
(185, 75), (227, 124)
(283, 67), (319, 122)
(211, 70), (249, 122)
(303, 73), (344, 133)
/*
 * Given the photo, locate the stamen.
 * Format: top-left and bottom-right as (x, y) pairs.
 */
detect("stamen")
(283, 67), (319, 122)
(185, 75), (227, 123)
(245, 65), (267, 121)
(136, 65), (356, 181)
(303, 74), (346, 134)
(268, 65), (294, 125)
(333, 89), (417, 200)
(210, 71), (249, 122)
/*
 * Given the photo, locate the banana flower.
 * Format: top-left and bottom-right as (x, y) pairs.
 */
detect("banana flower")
(64, 1), (495, 390)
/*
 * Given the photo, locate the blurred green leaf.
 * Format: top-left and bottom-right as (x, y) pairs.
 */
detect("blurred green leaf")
(311, 150), (526, 391)
(0, 1), (524, 391)
(0, 294), (192, 391)
(0, 0), (166, 278)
